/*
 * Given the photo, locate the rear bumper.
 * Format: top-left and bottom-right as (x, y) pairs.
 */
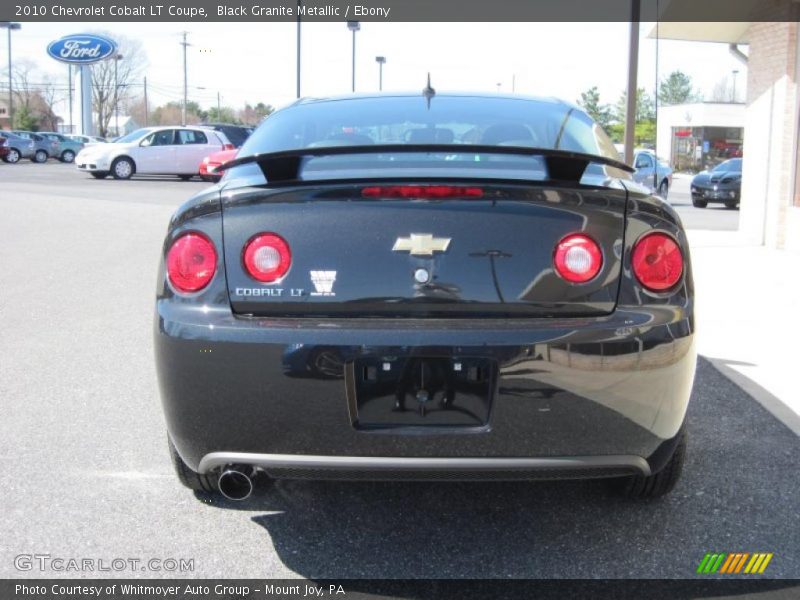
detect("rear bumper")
(156, 301), (696, 478)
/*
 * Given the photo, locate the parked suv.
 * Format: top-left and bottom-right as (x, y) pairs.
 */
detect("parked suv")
(200, 123), (251, 148)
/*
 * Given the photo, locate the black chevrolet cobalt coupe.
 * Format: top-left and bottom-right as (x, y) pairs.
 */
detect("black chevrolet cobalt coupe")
(155, 93), (695, 501)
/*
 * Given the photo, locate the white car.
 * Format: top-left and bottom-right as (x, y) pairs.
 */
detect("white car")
(76, 126), (231, 180)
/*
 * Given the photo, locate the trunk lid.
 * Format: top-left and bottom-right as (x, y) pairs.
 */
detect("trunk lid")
(221, 182), (626, 318)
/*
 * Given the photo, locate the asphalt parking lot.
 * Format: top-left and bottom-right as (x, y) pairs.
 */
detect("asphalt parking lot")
(1, 162), (794, 579)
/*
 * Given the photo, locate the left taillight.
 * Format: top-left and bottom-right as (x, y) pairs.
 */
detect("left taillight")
(553, 233), (603, 283)
(222, 143), (235, 151)
(166, 232), (217, 293)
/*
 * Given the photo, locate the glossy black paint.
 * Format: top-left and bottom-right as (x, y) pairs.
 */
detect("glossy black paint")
(221, 182), (627, 318)
(154, 95), (696, 480)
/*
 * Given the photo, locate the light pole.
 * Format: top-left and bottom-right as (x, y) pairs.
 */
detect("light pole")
(180, 32), (190, 125)
(0, 22), (21, 129)
(347, 21), (360, 92)
(296, 0), (302, 98)
(731, 69), (739, 103)
(375, 56), (386, 91)
(114, 53), (124, 136)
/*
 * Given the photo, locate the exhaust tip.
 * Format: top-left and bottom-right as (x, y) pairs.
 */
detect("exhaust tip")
(218, 468), (254, 501)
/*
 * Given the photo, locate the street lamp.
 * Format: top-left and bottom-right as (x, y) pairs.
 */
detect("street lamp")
(347, 21), (360, 92)
(114, 53), (124, 136)
(0, 22), (22, 129)
(375, 56), (386, 91)
(731, 69), (739, 103)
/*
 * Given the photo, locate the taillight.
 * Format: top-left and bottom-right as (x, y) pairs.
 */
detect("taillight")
(166, 232), (217, 293)
(222, 143), (235, 151)
(553, 234), (603, 283)
(632, 232), (683, 291)
(361, 186), (483, 199)
(243, 233), (291, 282)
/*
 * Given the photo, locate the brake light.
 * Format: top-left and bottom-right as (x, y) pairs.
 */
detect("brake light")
(222, 143), (235, 151)
(632, 232), (683, 291)
(243, 233), (292, 282)
(361, 186), (483, 199)
(166, 232), (217, 293)
(553, 234), (603, 283)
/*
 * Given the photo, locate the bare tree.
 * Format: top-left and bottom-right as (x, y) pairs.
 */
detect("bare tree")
(90, 32), (147, 137)
(39, 76), (62, 131)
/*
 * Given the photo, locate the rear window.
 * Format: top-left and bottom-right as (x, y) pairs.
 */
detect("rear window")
(237, 95), (621, 182)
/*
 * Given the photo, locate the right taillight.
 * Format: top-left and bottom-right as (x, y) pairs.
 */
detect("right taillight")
(553, 234), (603, 283)
(631, 232), (683, 291)
(243, 233), (292, 282)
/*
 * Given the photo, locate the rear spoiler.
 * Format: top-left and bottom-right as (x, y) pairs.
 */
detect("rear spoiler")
(216, 144), (635, 184)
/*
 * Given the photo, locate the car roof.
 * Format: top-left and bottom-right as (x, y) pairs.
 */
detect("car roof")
(288, 91), (567, 108)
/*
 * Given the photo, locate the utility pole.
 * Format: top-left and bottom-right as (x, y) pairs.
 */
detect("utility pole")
(623, 0), (640, 166)
(296, 0), (302, 98)
(68, 64), (73, 133)
(180, 31), (190, 126)
(0, 23), (21, 128)
(217, 91), (221, 119)
(143, 76), (148, 126)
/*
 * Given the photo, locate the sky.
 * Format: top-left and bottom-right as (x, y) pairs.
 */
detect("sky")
(5, 22), (747, 117)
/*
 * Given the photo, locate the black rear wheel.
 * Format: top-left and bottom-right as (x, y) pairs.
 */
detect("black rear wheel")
(90, 172), (109, 179)
(692, 198), (707, 208)
(168, 436), (218, 492)
(178, 174), (194, 181)
(657, 180), (669, 199)
(4, 148), (21, 163)
(616, 429), (686, 499)
(33, 149), (48, 163)
(61, 149), (76, 163)
(725, 199), (739, 209)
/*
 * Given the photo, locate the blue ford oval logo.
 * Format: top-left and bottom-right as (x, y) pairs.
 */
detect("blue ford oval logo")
(47, 34), (117, 64)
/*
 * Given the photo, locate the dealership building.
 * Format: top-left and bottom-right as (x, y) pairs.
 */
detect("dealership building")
(656, 10), (799, 252)
(656, 102), (745, 172)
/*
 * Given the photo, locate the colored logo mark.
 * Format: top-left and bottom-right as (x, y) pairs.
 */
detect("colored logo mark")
(696, 552), (773, 574)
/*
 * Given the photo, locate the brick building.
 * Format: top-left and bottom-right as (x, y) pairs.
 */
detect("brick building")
(657, 5), (800, 251)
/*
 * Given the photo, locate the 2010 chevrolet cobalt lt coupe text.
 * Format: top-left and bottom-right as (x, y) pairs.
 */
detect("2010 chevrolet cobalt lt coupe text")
(155, 92), (695, 501)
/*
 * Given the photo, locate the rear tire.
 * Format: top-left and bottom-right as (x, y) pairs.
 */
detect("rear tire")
(61, 149), (76, 163)
(111, 157), (134, 180)
(178, 174), (194, 181)
(90, 171), (109, 179)
(657, 180), (669, 199)
(168, 436), (218, 492)
(33, 149), (48, 163)
(617, 429), (687, 499)
(725, 199), (739, 209)
(692, 198), (707, 208)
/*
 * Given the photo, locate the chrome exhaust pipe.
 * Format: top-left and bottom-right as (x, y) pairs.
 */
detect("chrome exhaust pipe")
(217, 467), (254, 501)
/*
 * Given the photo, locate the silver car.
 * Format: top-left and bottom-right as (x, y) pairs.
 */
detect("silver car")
(632, 149), (673, 199)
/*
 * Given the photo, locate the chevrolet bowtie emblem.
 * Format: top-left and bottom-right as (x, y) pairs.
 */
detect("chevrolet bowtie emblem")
(392, 234), (451, 257)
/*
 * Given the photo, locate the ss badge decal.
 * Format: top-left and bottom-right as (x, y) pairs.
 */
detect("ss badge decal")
(310, 271), (337, 296)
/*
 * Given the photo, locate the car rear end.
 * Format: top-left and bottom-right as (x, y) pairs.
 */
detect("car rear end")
(155, 95), (695, 492)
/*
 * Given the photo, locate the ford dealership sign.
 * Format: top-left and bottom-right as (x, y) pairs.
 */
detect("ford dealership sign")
(47, 34), (117, 64)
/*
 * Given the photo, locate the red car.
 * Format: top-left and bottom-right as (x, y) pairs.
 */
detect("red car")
(0, 135), (9, 161)
(199, 148), (237, 182)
